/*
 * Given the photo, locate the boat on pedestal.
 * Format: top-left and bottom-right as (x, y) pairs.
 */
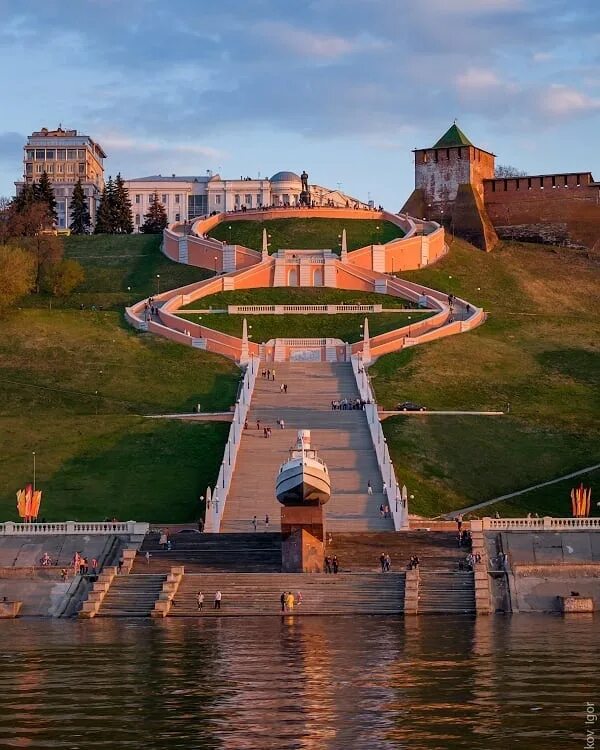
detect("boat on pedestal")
(276, 429), (330, 506)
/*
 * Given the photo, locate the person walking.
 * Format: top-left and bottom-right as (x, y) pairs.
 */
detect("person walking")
(385, 553), (392, 572)
(332, 556), (339, 574)
(197, 591), (204, 611)
(367, 480), (373, 496)
(296, 591), (303, 607)
(283, 383), (287, 394)
(379, 504), (385, 517)
(286, 591), (295, 611)
(456, 513), (463, 533)
(252, 515), (257, 531)
(145, 551), (151, 566)
(379, 552), (386, 572)
(271, 368), (276, 381)
(324, 555), (332, 574)
(265, 514), (269, 529)
(257, 419), (261, 431)
(382, 481), (387, 498)
(280, 591), (286, 612)
(214, 591), (222, 610)
(280, 419), (285, 429)
(384, 504), (390, 519)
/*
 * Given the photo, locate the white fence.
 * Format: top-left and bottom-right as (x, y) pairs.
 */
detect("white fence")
(351, 355), (408, 530)
(0, 521), (149, 535)
(472, 517), (600, 531)
(228, 304), (383, 314)
(204, 355), (259, 532)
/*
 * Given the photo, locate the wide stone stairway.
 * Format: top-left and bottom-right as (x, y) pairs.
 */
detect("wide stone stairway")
(221, 362), (392, 533)
(418, 571), (476, 614)
(170, 572), (406, 616)
(96, 573), (166, 617)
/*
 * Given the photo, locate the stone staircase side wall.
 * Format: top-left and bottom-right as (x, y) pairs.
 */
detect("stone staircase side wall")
(404, 568), (419, 614)
(471, 530), (492, 614)
(78, 567), (118, 618)
(152, 566), (185, 618)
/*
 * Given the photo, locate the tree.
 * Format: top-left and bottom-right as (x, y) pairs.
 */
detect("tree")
(95, 177), (116, 234)
(22, 232), (63, 293)
(0, 244), (35, 312)
(141, 192), (168, 234)
(42, 258), (85, 297)
(69, 179), (91, 234)
(34, 171), (58, 224)
(8, 201), (54, 239)
(495, 165), (527, 178)
(113, 173), (133, 234)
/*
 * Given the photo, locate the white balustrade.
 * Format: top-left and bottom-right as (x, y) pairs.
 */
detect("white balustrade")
(0, 521), (149, 535)
(351, 355), (408, 530)
(472, 517), (600, 531)
(204, 355), (259, 532)
(227, 304), (382, 314)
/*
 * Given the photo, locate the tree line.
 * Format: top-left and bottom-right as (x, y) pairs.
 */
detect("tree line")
(0, 170), (170, 312)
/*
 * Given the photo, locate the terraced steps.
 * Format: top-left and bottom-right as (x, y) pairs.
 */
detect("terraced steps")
(96, 574), (166, 617)
(132, 532), (282, 573)
(418, 571), (476, 614)
(170, 572), (406, 616)
(222, 362), (392, 533)
(326, 531), (467, 572)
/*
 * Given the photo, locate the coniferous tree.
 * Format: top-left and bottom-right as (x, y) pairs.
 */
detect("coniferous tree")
(113, 173), (133, 234)
(34, 171), (58, 224)
(69, 179), (91, 235)
(13, 183), (37, 213)
(141, 193), (168, 234)
(94, 177), (116, 234)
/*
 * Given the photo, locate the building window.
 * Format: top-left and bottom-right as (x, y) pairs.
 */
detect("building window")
(215, 195), (221, 205)
(26, 149), (35, 160)
(46, 163), (54, 173)
(175, 213), (180, 222)
(57, 149), (66, 160)
(78, 163), (85, 174)
(161, 194), (168, 203)
(188, 194), (208, 218)
(135, 214), (140, 225)
(67, 149), (77, 160)
(234, 194), (240, 206)
(46, 149), (55, 159)
(35, 149), (45, 160)
(245, 194), (252, 207)
(35, 163), (43, 174)
(77, 149), (85, 159)
(135, 194), (141, 204)
(26, 163), (33, 175)
(67, 163), (75, 173)
(175, 194), (180, 204)
(57, 164), (64, 173)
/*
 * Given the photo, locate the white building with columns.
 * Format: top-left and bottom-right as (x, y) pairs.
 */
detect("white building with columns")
(124, 171), (369, 230)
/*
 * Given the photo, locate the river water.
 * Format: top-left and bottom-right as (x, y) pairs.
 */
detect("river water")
(0, 615), (597, 749)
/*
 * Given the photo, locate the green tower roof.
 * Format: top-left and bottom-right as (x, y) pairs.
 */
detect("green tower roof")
(433, 123), (473, 149)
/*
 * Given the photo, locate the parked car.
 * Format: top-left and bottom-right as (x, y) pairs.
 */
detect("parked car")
(396, 401), (427, 412)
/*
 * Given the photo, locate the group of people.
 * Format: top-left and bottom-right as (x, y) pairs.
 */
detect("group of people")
(407, 555), (420, 570)
(331, 398), (366, 410)
(144, 297), (159, 322)
(196, 591), (222, 610)
(324, 555), (340, 574)
(158, 531), (172, 550)
(379, 552), (392, 572)
(379, 503), (391, 518)
(261, 368), (276, 380)
(280, 590), (302, 612)
(459, 552), (481, 571)
(72, 552), (97, 577)
(252, 514), (270, 531)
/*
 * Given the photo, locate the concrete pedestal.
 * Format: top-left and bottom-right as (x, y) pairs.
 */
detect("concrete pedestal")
(560, 596), (594, 614)
(281, 505), (325, 573)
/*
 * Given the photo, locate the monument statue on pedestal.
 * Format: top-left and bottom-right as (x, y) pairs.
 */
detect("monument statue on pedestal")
(299, 170), (311, 207)
(276, 429), (330, 572)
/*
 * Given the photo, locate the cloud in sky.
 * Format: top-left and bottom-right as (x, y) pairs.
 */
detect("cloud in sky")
(0, 0), (598, 204)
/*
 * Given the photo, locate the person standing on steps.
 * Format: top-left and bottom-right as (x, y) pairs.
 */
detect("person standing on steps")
(380, 552), (386, 572)
(272, 368), (276, 381)
(265, 514), (269, 529)
(332, 556), (339, 574)
(197, 591), (204, 611)
(214, 591), (222, 609)
(257, 419), (261, 431)
(252, 515), (257, 531)
(367, 480), (373, 496)
(456, 513), (463, 534)
(324, 555), (332, 574)
(280, 591), (286, 612)
(283, 383), (287, 394)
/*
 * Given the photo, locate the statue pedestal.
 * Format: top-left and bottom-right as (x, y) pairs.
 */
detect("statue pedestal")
(281, 505), (324, 573)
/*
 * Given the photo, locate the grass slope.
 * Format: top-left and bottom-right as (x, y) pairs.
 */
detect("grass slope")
(179, 312), (429, 343)
(0, 235), (239, 522)
(372, 240), (600, 517)
(208, 218), (403, 253)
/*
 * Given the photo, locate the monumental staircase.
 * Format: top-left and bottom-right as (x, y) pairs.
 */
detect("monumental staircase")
(96, 573), (166, 617)
(221, 362), (392, 533)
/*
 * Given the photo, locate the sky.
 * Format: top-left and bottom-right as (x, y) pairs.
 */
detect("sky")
(1, 0), (599, 209)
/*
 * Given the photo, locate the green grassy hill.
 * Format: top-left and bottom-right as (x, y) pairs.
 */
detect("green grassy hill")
(371, 239), (600, 518)
(0, 234), (238, 523)
(208, 217), (403, 253)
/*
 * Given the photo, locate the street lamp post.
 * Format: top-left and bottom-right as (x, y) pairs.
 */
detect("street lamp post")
(156, 274), (160, 294)
(407, 315), (412, 338)
(214, 255), (218, 274)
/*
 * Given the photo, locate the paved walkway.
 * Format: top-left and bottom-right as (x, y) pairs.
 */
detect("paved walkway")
(221, 362), (394, 533)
